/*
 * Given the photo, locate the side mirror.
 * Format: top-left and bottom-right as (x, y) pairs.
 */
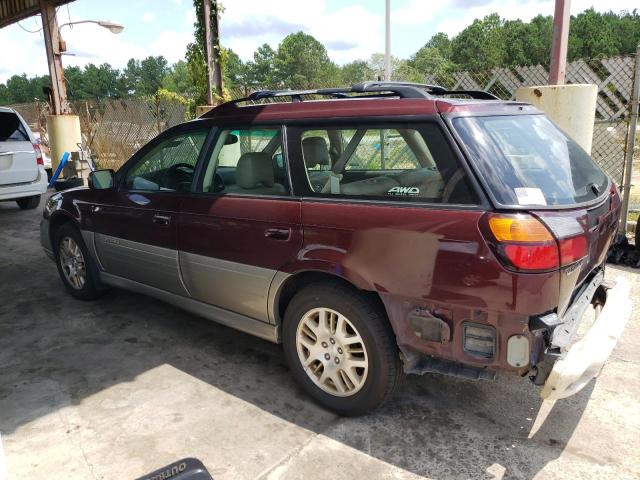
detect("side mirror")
(88, 169), (115, 190)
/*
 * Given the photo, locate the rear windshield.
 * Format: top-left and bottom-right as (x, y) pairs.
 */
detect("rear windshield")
(0, 112), (29, 142)
(453, 114), (608, 206)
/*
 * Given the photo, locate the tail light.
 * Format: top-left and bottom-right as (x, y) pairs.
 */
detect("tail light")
(481, 213), (587, 272)
(33, 143), (44, 166)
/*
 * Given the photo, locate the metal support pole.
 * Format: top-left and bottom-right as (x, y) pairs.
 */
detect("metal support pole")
(384, 0), (391, 81)
(549, 0), (571, 85)
(620, 45), (640, 233)
(203, 0), (214, 105)
(39, 0), (69, 114)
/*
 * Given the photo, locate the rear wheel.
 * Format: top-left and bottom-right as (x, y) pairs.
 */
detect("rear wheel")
(16, 195), (41, 210)
(53, 224), (104, 300)
(283, 282), (401, 416)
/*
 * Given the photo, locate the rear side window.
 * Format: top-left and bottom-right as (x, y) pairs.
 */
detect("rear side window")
(453, 115), (608, 206)
(297, 124), (477, 204)
(0, 112), (29, 142)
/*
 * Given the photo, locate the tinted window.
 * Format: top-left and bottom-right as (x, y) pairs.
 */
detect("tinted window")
(453, 115), (608, 206)
(0, 112), (29, 142)
(299, 124), (477, 204)
(200, 128), (289, 196)
(125, 130), (207, 191)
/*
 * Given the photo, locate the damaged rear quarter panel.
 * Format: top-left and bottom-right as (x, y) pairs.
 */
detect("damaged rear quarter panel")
(292, 200), (559, 372)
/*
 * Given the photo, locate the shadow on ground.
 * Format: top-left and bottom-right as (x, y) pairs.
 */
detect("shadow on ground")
(0, 201), (593, 479)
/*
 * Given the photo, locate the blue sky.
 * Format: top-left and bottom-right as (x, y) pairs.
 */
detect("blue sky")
(0, 0), (637, 82)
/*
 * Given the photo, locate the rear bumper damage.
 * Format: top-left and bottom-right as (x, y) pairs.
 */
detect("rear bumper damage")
(540, 275), (631, 400)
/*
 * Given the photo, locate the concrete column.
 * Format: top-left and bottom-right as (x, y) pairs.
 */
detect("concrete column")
(46, 115), (82, 174)
(515, 84), (598, 153)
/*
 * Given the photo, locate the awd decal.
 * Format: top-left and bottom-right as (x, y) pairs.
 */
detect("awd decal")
(388, 186), (420, 196)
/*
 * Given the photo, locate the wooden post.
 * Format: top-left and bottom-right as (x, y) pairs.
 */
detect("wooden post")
(548, 0), (571, 85)
(203, 0), (214, 105)
(211, 0), (223, 100)
(39, 0), (69, 114)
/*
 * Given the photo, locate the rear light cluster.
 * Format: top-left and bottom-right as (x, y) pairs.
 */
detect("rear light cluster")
(33, 143), (44, 166)
(482, 213), (587, 272)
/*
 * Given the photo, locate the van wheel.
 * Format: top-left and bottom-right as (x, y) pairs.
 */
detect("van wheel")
(283, 282), (402, 416)
(16, 195), (41, 210)
(53, 224), (104, 300)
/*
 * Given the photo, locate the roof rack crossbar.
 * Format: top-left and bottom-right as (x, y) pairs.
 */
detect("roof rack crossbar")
(209, 81), (499, 114)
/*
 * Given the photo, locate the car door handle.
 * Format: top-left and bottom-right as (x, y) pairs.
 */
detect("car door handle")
(153, 214), (171, 226)
(264, 227), (291, 241)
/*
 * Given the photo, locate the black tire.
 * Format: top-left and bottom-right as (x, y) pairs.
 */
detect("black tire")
(283, 282), (402, 416)
(16, 195), (41, 210)
(53, 223), (105, 300)
(635, 221), (639, 251)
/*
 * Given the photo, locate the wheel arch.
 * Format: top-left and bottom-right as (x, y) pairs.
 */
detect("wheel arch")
(271, 270), (390, 339)
(49, 211), (80, 247)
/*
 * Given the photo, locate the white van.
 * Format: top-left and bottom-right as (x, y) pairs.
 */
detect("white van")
(0, 107), (48, 209)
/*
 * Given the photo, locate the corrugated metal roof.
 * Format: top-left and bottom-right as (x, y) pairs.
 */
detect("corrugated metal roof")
(0, 0), (74, 29)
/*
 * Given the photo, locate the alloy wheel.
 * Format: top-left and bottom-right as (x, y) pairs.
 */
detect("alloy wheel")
(58, 236), (86, 290)
(295, 307), (369, 397)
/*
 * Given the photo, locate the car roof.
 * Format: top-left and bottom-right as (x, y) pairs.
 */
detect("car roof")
(197, 82), (537, 124)
(197, 96), (537, 125)
(0, 106), (18, 114)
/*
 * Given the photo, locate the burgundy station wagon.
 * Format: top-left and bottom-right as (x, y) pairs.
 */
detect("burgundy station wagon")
(41, 82), (631, 415)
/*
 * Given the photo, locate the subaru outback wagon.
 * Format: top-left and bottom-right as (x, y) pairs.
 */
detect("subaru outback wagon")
(41, 82), (631, 415)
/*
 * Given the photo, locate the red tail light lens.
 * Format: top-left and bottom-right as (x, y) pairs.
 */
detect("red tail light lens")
(503, 244), (560, 270)
(33, 143), (44, 166)
(559, 235), (588, 265)
(482, 214), (588, 272)
(483, 214), (559, 272)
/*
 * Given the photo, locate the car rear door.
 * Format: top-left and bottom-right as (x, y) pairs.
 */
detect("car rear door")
(91, 125), (209, 296)
(0, 111), (37, 185)
(178, 126), (302, 322)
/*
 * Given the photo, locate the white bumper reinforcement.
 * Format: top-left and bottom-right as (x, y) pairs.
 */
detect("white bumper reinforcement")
(541, 276), (632, 400)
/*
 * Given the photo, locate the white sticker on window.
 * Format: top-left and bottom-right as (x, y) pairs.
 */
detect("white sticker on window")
(514, 187), (547, 206)
(388, 186), (420, 196)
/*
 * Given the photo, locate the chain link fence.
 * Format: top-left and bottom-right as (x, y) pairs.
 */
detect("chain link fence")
(8, 96), (189, 170)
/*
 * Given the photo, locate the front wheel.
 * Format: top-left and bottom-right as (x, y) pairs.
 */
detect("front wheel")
(53, 224), (105, 300)
(283, 282), (402, 416)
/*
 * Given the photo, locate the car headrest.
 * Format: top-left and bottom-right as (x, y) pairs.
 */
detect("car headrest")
(302, 137), (331, 168)
(235, 152), (275, 188)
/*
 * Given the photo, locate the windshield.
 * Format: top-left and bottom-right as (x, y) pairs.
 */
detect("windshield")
(452, 114), (608, 206)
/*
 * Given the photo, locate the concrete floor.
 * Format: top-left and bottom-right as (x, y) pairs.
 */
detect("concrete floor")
(0, 200), (638, 480)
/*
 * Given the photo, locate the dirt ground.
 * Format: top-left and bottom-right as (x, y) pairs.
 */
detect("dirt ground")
(0, 199), (638, 480)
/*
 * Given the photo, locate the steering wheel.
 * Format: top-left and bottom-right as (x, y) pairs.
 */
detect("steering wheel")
(161, 163), (195, 190)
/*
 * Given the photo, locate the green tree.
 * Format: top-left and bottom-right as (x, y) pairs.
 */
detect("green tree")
(569, 8), (619, 59)
(138, 56), (169, 95)
(245, 43), (278, 88)
(425, 32), (452, 60)
(408, 45), (454, 79)
(162, 60), (192, 95)
(339, 60), (374, 85)
(274, 32), (337, 88)
(451, 14), (506, 70)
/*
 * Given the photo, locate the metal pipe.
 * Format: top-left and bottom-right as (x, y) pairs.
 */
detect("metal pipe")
(384, 0), (391, 81)
(619, 45), (640, 233)
(549, 0), (571, 85)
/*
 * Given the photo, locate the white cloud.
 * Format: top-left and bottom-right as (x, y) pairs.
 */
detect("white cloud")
(142, 12), (156, 23)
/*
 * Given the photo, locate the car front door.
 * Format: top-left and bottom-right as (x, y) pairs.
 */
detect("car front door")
(178, 126), (302, 322)
(91, 125), (210, 296)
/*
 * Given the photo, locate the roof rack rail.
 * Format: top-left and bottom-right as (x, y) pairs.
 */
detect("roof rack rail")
(206, 81), (499, 115)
